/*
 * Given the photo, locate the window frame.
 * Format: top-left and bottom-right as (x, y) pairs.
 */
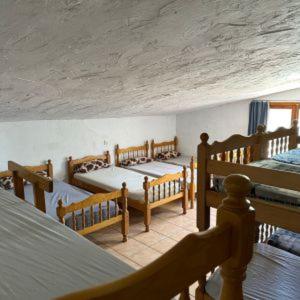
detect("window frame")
(269, 101), (300, 125)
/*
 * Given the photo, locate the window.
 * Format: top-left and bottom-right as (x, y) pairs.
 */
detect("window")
(267, 102), (300, 131)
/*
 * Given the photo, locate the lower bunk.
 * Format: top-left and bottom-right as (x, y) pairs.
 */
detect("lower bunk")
(2, 160), (128, 241)
(1, 170), (257, 299)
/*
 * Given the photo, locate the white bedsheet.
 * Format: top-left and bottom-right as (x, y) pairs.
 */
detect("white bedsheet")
(126, 161), (196, 185)
(0, 188), (133, 299)
(74, 166), (156, 202)
(206, 243), (300, 300)
(158, 155), (193, 167)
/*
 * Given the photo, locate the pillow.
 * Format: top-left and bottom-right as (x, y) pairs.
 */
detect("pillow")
(74, 159), (110, 174)
(35, 170), (52, 180)
(136, 157), (154, 164)
(157, 150), (181, 160)
(120, 158), (138, 167)
(0, 176), (14, 190)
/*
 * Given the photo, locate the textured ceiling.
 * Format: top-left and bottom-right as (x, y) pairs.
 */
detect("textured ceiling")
(1, 0), (300, 121)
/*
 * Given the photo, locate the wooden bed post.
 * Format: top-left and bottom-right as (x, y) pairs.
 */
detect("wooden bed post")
(182, 166), (188, 214)
(33, 183), (46, 212)
(57, 199), (65, 224)
(143, 176), (151, 232)
(254, 125), (266, 160)
(218, 174), (255, 300)
(189, 156), (195, 209)
(106, 151), (111, 165)
(47, 159), (53, 178)
(289, 120), (298, 149)
(115, 145), (120, 166)
(197, 133), (210, 231)
(67, 156), (73, 184)
(150, 140), (155, 159)
(145, 141), (149, 157)
(121, 182), (129, 242)
(174, 136), (178, 151)
(12, 170), (25, 200)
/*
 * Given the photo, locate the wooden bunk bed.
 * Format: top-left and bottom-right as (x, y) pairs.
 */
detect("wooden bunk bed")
(1, 160), (258, 299)
(196, 122), (300, 299)
(151, 137), (196, 208)
(68, 152), (188, 232)
(4, 160), (128, 241)
(115, 141), (195, 208)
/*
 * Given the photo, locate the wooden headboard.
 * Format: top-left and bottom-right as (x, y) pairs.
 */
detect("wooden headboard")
(0, 160), (53, 180)
(115, 142), (149, 166)
(150, 137), (178, 158)
(67, 152), (111, 184)
(7, 161), (53, 212)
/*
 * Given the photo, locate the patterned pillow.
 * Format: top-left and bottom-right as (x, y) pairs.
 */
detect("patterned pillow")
(120, 158), (138, 167)
(157, 151), (181, 160)
(74, 159), (110, 174)
(0, 176), (14, 190)
(136, 157), (154, 164)
(36, 170), (52, 180)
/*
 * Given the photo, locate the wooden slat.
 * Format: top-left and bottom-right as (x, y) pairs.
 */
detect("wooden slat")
(149, 193), (184, 208)
(62, 191), (122, 214)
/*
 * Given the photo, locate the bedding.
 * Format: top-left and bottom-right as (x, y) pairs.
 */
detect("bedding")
(74, 166), (180, 203)
(8, 179), (118, 223)
(124, 161), (196, 185)
(213, 158), (300, 207)
(268, 229), (300, 257)
(157, 155), (193, 167)
(0, 189), (133, 299)
(206, 243), (300, 300)
(273, 148), (300, 165)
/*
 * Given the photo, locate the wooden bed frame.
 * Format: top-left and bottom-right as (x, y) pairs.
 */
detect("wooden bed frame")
(59, 174), (255, 300)
(5, 160), (128, 241)
(196, 122), (300, 299)
(68, 151), (188, 232)
(151, 137), (196, 208)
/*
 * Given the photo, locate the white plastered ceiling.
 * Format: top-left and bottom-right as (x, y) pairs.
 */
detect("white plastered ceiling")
(1, 0), (300, 121)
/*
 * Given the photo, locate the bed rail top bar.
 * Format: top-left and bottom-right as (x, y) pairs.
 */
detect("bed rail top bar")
(8, 161), (53, 192)
(58, 174), (255, 300)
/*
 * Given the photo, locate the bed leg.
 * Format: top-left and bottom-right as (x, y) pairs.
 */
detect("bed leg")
(122, 211), (129, 242)
(144, 207), (151, 232)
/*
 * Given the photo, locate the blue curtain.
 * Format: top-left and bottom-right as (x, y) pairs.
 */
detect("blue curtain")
(248, 100), (269, 135)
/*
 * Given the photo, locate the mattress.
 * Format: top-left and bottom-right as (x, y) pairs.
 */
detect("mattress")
(213, 158), (300, 207)
(158, 155), (193, 167)
(74, 166), (155, 202)
(125, 161), (196, 185)
(74, 166), (181, 203)
(7, 179), (118, 223)
(0, 189), (133, 299)
(206, 243), (300, 300)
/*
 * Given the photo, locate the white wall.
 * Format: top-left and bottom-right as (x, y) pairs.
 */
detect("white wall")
(0, 116), (176, 180)
(176, 100), (251, 156)
(257, 88), (300, 100)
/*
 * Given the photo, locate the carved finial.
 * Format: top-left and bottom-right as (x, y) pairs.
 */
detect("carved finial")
(48, 159), (52, 164)
(223, 174), (251, 207)
(58, 199), (63, 208)
(200, 133), (209, 144)
(256, 124), (265, 134)
(144, 176), (148, 183)
(68, 156), (72, 161)
(122, 182), (126, 189)
(293, 119), (298, 128)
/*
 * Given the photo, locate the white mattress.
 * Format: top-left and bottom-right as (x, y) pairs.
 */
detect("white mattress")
(0, 188), (133, 299)
(74, 167), (182, 203)
(74, 166), (156, 202)
(206, 243), (300, 300)
(158, 155), (193, 167)
(126, 161), (196, 185)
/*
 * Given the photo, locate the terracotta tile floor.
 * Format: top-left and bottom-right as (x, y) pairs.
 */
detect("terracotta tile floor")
(86, 201), (217, 298)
